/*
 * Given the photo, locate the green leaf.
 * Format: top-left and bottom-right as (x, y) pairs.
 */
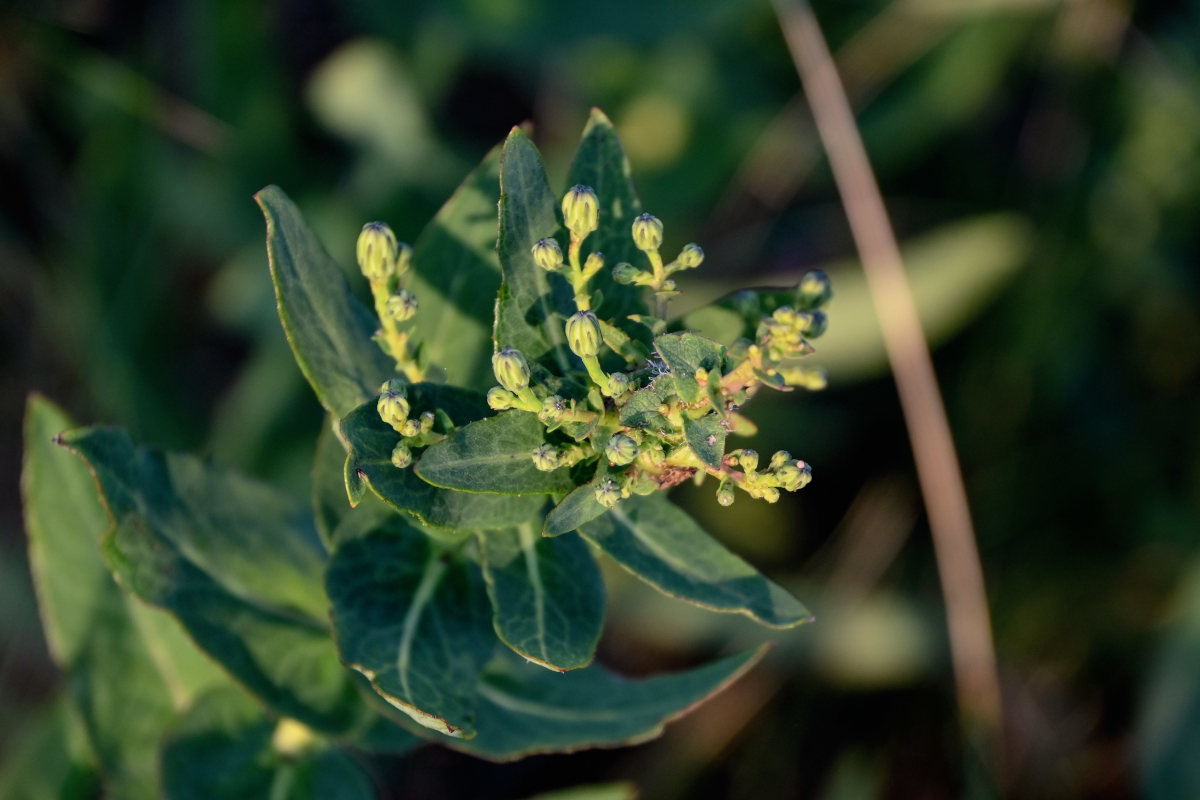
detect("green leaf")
(256, 185), (390, 417)
(0, 696), (98, 800)
(478, 523), (605, 671)
(326, 526), (495, 737)
(580, 494), (811, 629)
(447, 646), (766, 761)
(544, 477), (609, 537)
(341, 397), (545, 531)
(416, 411), (577, 495)
(23, 397), (226, 798)
(682, 412), (726, 468)
(313, 420), (349, 551)
(565, 109), (647, 322)
(495, 128), (576, 374)
(161, 687), (374, 800)
(59, 426), (365, 734)
(654, 332), (725, 404)
(618, 382), (672, 432)
(408, 145), (505, 390)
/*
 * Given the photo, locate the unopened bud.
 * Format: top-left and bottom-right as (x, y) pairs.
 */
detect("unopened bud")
(797, 270), (832, 308)
(386, 290), (419, 321)
(594, 476), (623, 509)
(531, 444), (559, 472)
(395, 242), (412, 276)
(562, 185), (599, 238)
(772, 306), (798, 326)
(565, 310), (602, 358)
(769, 450), (792, 470)
(539, 395), (567, 424)
(583, 251), (605, 277)
(492, 347), (530, 393)
(677, 243), (704, 269)
(389, 443), (412, 469)
(761, 486), (780, 503)
(798, 310), (828, 339)
(605, 433), (639, 465)
(612, 262), (639, 285)
(606, 372), (631, 397)
(632, 213), (663, 252)
(487, 387), (515, 410)
(716, 482), (736, 507)
(400, 419), (420, 438)
(357, 222), (398, 281)
(532, 238), (563, 271)
(377, 384), (410, 433)
(738, 449), (759, 473)
(419, 411), (435, 434)
(776, 461), (813, 492)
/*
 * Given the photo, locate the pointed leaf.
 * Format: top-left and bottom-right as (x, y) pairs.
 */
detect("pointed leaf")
(478, 523), (604, 671)
(495, 128), (576, 374)
(544, 477), (609, 537)
(340, 398), (545, 530)
(59, 426), (366, 733)
(682, 412), (726, 469)
(326, 525), (495, 737)
(161, 687), (374, 800)
(416, 411), (576, 495)
(447, 646), (766, 761)
(565, 108), (647, 322)
(654, 332), (725, 404)
(408, 145), (505, 389)
(0, 696), (98, 800)
(580, 494), (811, 629)
(256, 185), (390, 417)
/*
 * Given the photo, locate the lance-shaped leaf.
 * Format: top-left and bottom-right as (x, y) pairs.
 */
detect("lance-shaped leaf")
(161, 687), (374, 800)
(478, 523), (604, 671)
(24, 398), (228, 799)
(59, 426), (366, 734)
(408, 146), (505, 390)
(257, 185), (391, 417)
(446, 646), (766, 761)
(416, 411), (576, 495)
(495, 128), (576, 374)
(341, 401), (544, 530)
(682, 412), (726, 469)
(654, 332), (726, 404)
(580, 494), (811, 629)
(327, 525), (495, 737)
(565, 108), (647, 323)
(544, 467), (609, 537)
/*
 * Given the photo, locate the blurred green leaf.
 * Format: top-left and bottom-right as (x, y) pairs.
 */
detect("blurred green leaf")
(0, 696), (98, 800)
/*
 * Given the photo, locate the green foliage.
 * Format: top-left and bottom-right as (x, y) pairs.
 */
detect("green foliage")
(21, 112), (825, 796)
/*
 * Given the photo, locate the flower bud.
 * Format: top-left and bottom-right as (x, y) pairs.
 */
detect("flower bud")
(605, 433), (639, 465)
(565, 310), (602, 358)
(400, 418), (420, 438)
(761, 486), (780, 504)
(531, 444), (559, 472)
(539, 395), (567, 424)
(357, 222), (398, 281)
(769, 450), (792, 471)
(562, 185), (599, 238)
(606, 372), (631, 398)
(390, 442), (413, 469)
(395, 242), (412, 276)
(419, 411), (435, 434)
(798, 310), (828, 339)
(377, 388), (410, 433)
(531, 238), (563, 271)
(594, 476), (623, 509)
(775, 461), (813, 492)
(772, 306), (798, 326)
(797, 270), (833, 308)
(716, 482), (736, 507)
(738, 449), (759, 473)
(386, 290), (419, 322)
(612, 262), (640, 285)
(677, 243), (704, 269)
(631, 213), (663, 252)
(487, 386), (515, 410)
(583, 251), (605, 276)
(492, 347), (530, 393)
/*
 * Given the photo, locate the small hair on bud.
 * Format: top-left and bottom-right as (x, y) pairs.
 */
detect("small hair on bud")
(677, 243), (704, 269)
(492, 347), (531, 393)
(631, 213), (663, 252)
(565, 310), (602, 358)
(531, 238), (563, 271)
(386, 290), (419, 321)
(562, 185), (599, 238)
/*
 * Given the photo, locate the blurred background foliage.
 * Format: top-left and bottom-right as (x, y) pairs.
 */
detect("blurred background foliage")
(2, 0), (1199, 797)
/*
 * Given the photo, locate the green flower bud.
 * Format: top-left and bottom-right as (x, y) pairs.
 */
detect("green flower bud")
(562, 185), (599, 238)
(565, 310), (602, 358)
(377, 389), (410, 433)
(716, 481), (736, 507)
(677, 243), (704, 269)
(606, 372), (631, 397)
(492, 347), (530, 393)
(400, 418), (420, 438)
(612, 262), (640, 285)
(386, 290), (419, 321)
(539, 395), (567, 424)
(357, 222), (398, 281)
(531, 238), (563, 271)
(531, 444), (559, 472)
(583, 251), (605, 276)
(796, 270), (833, 308)
(605, 433), (638, 465)
(769, 450), (792, 471)
(594, 476), (623, 509)
(772, 305), (799, 326)
(775, 460), (813, 492)
(390, 442), (413, 468)
(661, 279), (676, 292)
(487, 386), (515, 410)
(396, 242), (413, 276)
(631, 213), (663, 252)
(798, 310), (828, 339)
(738, 449), (759, 473)
(419, 411), (435, 434)
(761, 486), (780, 504)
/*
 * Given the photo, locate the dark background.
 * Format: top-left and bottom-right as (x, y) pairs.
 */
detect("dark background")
(3, 0), (1199, 797)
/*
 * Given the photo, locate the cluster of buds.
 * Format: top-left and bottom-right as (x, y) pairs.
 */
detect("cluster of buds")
(484, 185), (829, 511)
(357, 222), (422, 381)
(376, 378), (439, 467)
